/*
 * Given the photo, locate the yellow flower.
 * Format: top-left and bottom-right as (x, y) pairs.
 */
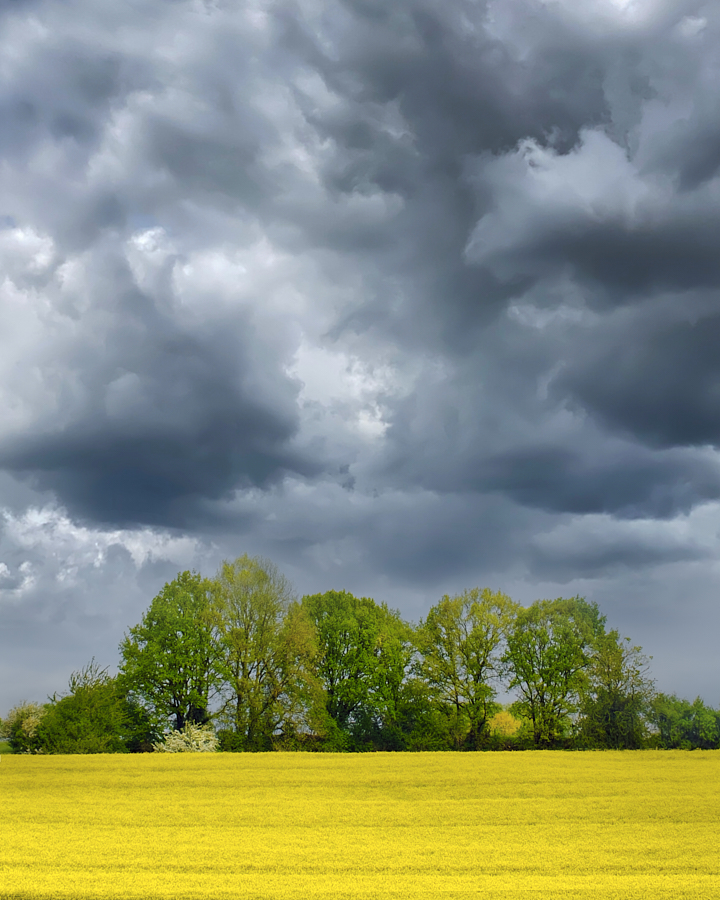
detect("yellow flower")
(1, 751), (718, 899)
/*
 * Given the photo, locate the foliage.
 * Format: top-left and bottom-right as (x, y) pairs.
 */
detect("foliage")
(649, 694), (720, 750)
(416, 588), (517, 749)
(1, 701), (47, 753)
(115, 690), (161, 753)
(153, 722), (219, 752)
(119, 571), (220, 732)
(212, 555), (315, 750)
(352, 603), (419, 750)
(576, 631), (655, 749)
(503, 597), (606, 747)
(301, 590), (383, 731)
(488, 709), (524, 738)
(11, 555), (717, 754)
(486, 708), (534, 750)
(300, 590), (415, 749)
(36, 660), (158, 754)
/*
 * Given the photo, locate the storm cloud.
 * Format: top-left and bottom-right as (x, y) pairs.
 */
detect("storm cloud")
(2, 0), (720, 710)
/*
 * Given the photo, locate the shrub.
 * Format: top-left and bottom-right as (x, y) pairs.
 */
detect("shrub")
(1, 702), (47, 753)
(35, 660), (158, 754)
(38, 679), (128, 754)
(153, 723), (219, 752)
(489, 710), (523, 738)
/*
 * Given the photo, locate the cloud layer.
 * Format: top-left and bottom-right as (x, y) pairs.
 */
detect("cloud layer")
(2, 0), (720, 709)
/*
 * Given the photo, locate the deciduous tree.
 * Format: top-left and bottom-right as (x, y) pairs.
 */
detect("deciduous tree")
(300, 590), (413, 748)
(577, 630), (654, 749)
(1, 701), (46, 753)
(649, 694), (719, 749)
(36, 660), (154, 754)
(119, 571), (220, 731)
(417, 588), (517, 749)
(212, 555), (314, 750)
(503, 597), (605, 747)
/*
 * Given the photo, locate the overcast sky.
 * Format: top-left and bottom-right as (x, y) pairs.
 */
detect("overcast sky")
(2, 0), (720, 714)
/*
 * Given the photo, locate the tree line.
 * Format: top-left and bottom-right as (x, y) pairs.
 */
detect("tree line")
(2, 555), (718, 753)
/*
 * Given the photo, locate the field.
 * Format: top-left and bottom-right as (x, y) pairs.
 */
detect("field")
(1, 751), (718, 899)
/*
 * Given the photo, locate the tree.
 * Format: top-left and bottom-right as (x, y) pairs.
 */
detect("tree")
(649, 694), (720, 749)
(119, 571), (220, 732)
(416, 588), (517, 749)
(365, 605), (416, 749)
(300, 590), (412, 748)
(504, 597), (606, 747)
(576, 631), (655, 749)
(212, 555), (313, 750)
(36, 660), (152, 754)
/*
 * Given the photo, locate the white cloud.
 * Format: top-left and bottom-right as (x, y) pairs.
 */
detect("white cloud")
(1, 505), (204, 585)
(531, 501), (720, 574)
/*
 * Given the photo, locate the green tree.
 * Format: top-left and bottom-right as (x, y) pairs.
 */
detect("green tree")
(649, 694), (719, 749)
(504, 597), (606, 747)
(212, 555), (314, 750)
(417, 588), (517, 749)
(300, 590), (413, 749)
(358, 605), (416, 750)
(576, 631), (655, 749)
(386, 675), (452, 751)
(36, 660), (153, 754)
(119, 571), (220, 732)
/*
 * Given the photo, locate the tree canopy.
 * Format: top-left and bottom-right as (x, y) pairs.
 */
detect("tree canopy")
(119, 570), (220, 732)
(4, 558), (715, 754)
(417, 588), (517, 749)
(503, 597), (606, 747)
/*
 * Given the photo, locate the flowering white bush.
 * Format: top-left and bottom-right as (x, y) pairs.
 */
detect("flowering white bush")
(153, 723), (218, 753)
(1, 701), (47, 753)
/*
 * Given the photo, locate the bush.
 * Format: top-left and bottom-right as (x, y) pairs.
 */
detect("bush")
(38, 682), (126, 754)
(485, 709), (533, 750)
(1, 702), (47, 753)
(153, 723), (219, 752)
(35, 660), (158, 754)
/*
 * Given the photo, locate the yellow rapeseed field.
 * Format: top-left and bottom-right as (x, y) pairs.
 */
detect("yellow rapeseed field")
(1, 751), (718, 899)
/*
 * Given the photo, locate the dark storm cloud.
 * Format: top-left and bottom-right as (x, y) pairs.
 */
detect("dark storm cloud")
(303, 0), (720, 530)
(475, 446), (720, 518)
(270, 0), (720, 540)
(0, 0), (322, 527)
(4, 0), (716, 532)
(279, 0), (615, 338)
(3, 0), (720, 709)
(0, 248), (317, 526)
(381, 365), (720, 519)
(557, 310), (720, 451)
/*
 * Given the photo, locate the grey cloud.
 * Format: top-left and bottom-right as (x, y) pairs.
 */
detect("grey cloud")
(279, 0), (614, 338)
(557, 310), (720, 451)
(0, 244), (318, 527)
(527, 526), (711, 583)
(3, 0), (720, 709)
(474, 446), (720, 519)
(382, 369), (720, 519)
(0, 38), (149, 165)
(470, 203), (720, 304)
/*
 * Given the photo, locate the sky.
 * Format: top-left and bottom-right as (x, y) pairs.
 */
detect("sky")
(1, 0), (720, 714)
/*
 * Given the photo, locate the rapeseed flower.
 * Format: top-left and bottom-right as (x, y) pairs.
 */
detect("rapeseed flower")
(1, 751), (717, 899)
